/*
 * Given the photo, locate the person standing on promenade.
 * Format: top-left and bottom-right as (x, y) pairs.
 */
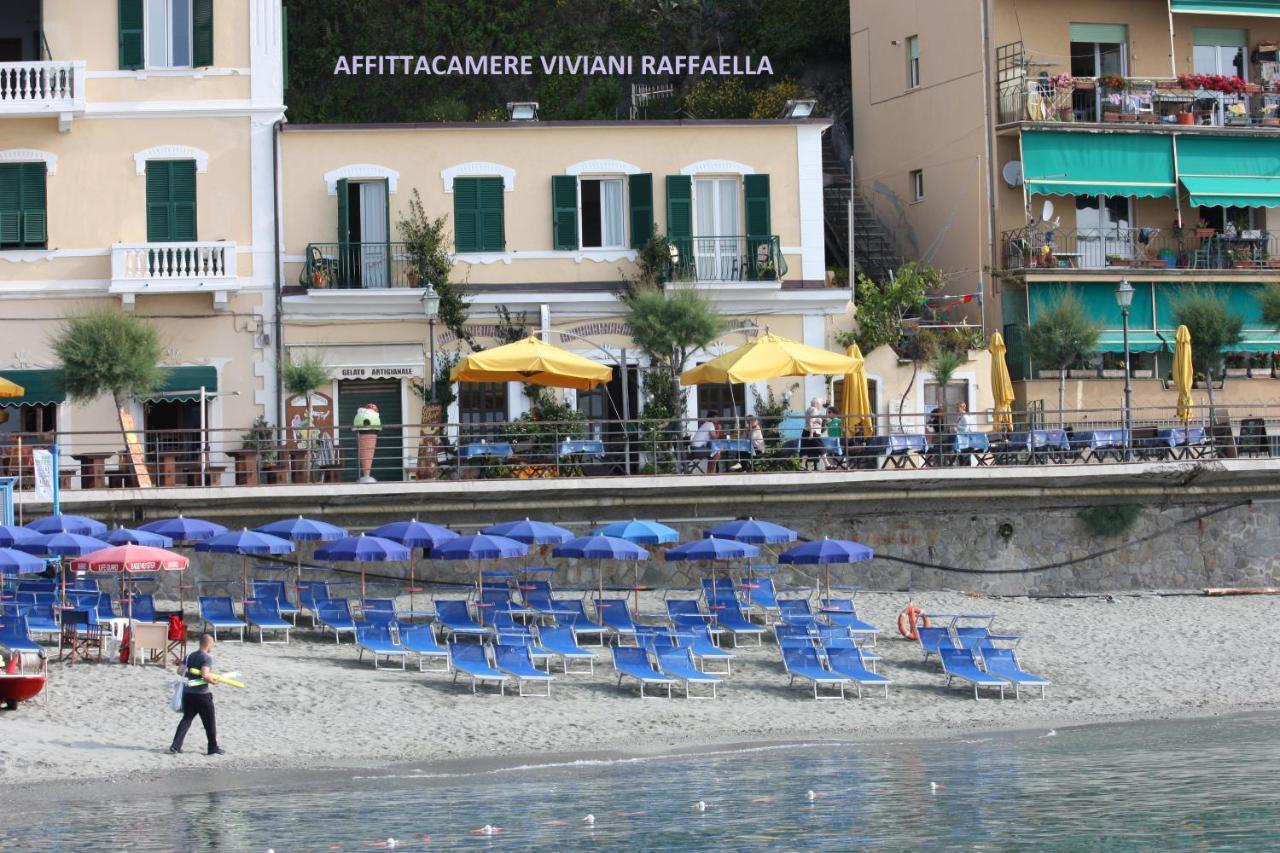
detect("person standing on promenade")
(169, 634), (225, 756)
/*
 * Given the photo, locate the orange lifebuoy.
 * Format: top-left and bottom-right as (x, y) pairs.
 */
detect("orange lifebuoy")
(897, 605), (929, 640)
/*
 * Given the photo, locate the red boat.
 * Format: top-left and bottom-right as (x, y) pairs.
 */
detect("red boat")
(0, 645), (47, 709)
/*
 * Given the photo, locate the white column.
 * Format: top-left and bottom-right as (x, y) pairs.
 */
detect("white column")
(802, 315), (827, 403)
(796, 125), (826, 284)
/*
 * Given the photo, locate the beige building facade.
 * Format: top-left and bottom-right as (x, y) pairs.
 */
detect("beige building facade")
(852, 0), (1280, 422)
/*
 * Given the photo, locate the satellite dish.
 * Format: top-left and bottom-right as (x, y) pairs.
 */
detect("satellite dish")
(1001, 160), (1023, 188)
(1041, 200), (1055, 223)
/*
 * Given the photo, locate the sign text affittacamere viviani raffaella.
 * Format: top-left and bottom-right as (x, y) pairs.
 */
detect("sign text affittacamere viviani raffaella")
(333, 55), (773, 76)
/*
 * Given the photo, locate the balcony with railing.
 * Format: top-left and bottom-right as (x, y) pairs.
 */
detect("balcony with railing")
(0, 60), (86, 123)
(1001, 226), (1280, 273)
(302, 242), (418, 290)
(664, 235), (787, 284)
(109, 242), (239, 307)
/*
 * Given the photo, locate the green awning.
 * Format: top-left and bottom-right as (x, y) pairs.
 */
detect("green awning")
(1176, 136), (1280, 207)
(1022, 131), (1177, 198)
(0, 369), (64, 407)
(1154, 282), (1280, 351)
(1171, 0), (1280, 16)
(145, 366), (218, 403)
(1097, 332), (1171, 353)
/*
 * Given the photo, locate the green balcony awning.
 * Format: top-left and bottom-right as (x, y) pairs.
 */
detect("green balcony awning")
(1022, 131), (1177, 198)
(0, 369), (64, 407)
(1171, 0), (1280, 16)
(1097, 332), (1171, 353)
(144, 366), (218, 403)
(1176, 136), (1280, 207)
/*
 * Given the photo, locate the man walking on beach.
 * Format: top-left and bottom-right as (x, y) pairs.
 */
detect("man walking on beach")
(169, 634), (225, 756)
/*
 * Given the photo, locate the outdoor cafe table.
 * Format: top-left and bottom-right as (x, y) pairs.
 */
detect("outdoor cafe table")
(457, 441), (514, 478)
(856, 433), (928, 469)
(992, 429), (1068, 464)
(711, 437), (756, 467)
(72, 452), (115, 490)
(1138, 426), (1210, 460)
(1071, 429), (1130, 462)
(930, 432), (991, 466)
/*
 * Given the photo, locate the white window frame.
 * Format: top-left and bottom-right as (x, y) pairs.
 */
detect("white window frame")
(146, 0), (194, 70)
(691, 175), (743, 238)
(577, 175), (628, 251)
(911, 169), (924, 202)
(907, 35), (921, 89)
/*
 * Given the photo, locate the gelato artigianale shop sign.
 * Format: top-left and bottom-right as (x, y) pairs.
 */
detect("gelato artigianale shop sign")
(333, 54), (773, 77)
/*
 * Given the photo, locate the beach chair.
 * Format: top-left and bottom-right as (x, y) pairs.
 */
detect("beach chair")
(252, 579), (301, 624)
(939, 647), (1008, 700)
(0, 614), (44, 654)
(815, 628), (882, 670)
(399, 624), (451, 672)
(359, 598), (398, 627)
(707, 596), (766, 647)
(820, 598), (879, 642)
(356, 623), (408, 669)
(700, 577), (738, 606)
(449, 642), (509, 695)
(435, 600), (492, 640)
(777, 599), (821, 628)
(244, 597), (292, 644)
(93, 592), (119, 623)
(19, 600), (59, 638)
(554, 599), (607, 646)
(781, 646), (850, 700)
(316, 599), (357, 644)
(611, 645), (675, 698)
(741, 576), (782, 623)
(521, 587), (561, 621)
(979, 647), (1049, 699)
(128, 593), (157, 623)
(494, 643), (554, 696)
(656, 646), (721, 699)
(493, 611), (551, 669)
(683, 625), (735, 674)
(594, 598), (640, 645)
(59, 608), (104, 662)
(481, 587), (532, 622)
(198, 595), (245, 643)
(917, 625), (957, 662)
(826, 648), (891, 699)
(665, 599), (723, 637)
(537, 626), (595, 675)
(296, 580), (332, 626)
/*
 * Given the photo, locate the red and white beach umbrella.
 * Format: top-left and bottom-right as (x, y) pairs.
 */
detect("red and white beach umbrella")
(69, 545), (189, 624)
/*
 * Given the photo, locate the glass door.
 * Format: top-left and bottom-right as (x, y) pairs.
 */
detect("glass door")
(1076, 195), (1132, 268)
(358, 181), (389, 289)
(694, 177), (740, 281)
(1070, 26), (1127, 121)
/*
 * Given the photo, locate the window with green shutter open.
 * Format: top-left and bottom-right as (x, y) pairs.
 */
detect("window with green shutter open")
(120, 0), (213, 70)
(453, 177), (505, 253)
(0, 163), (48, 250)
(145, 160), (197, 243)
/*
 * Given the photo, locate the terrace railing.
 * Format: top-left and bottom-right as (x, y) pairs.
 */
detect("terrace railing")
(0, 60), (85, 116)
(302, 242), (420, 290)
(998, 76), (1280, 129)
(1000, 227), (1280, 272)
(665, 235), (787, 283)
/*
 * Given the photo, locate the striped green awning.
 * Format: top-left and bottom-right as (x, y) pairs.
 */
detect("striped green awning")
(1176, 136), (1280, 207)
(0, 369), (64, 407)
(1171, 0), (1280, 16)
(145, 366), (218, 403)
(1022, 131), (1177, 198)
(1097, 332), (1171, 353)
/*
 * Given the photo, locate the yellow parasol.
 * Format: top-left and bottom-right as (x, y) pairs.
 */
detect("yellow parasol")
(840, 344), (874, 438)
(988, 332), (1015, 432)
(0, 376), (25, 398)
(679, 332), (857, 385)
(1173, 324), (1194, 425)
(450, 335), (612, 390)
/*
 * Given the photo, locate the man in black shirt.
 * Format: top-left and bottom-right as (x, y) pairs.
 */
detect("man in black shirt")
(169, 633), (225, 756)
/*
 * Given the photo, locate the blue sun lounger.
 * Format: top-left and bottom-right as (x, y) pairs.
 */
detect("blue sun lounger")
(777, 599), (821, 628)
(128, 594), (156, 624)
(939, 647), (1008, 700)
(656, 646), (721, 699)
(244, 597), (291, 644)
(252, 579), (301, 624)
(399, 624), (451, 672)
(553, 598), (607, 646)
(826, 648), (891, 698)
(815, 628), (882, 669)
(741, 576), (781, 623)
(435, 600), (492, 640)
(537, 626), (595, 675)
(316, 599), (357, 644)
(358, 598), (398, 628)
(979, 647), (1049, 699)
(296, 580), (332, 626)
(20, 600), (59, 638)
(493, 614), (552, 671)
(820, 598), (879, 640)
(198, 595), (245, 642)
(917, 625), (958, 661)
(709, 597), (766, 646)
(682, 625), (734, 674)
(494, 643), (554, 696)
(782, 646), (850, 699)
(594, 598), (640, 645)
(449, 642), (509, 695)
(612, 645), (675, 698)
(0, 614), (44, 654)
(356, 623), (407, 669)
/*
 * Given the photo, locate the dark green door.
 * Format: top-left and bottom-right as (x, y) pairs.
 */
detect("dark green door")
(337, 379), (403, 482)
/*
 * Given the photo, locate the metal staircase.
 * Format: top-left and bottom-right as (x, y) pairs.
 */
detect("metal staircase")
(850, 186), (905, 283)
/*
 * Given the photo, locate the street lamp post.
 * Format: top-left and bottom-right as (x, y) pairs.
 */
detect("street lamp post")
(1115, 279), (1134, 461)
(421, 286), (441, 403)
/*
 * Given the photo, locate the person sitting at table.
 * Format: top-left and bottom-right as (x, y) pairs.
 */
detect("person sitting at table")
(953, 401), (973, 434)
(802, 398), (826, 471)
(690, 413), (722, 474)
(746, 416), (766, 457)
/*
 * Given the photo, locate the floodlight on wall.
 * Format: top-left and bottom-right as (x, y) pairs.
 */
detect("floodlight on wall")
(782, 99), (816, 118)
(506, 101), (540, 121)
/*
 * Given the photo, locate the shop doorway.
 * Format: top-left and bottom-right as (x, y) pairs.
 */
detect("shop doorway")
(337, 379), (403, 481)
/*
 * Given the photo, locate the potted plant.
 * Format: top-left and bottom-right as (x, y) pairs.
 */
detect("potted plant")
(1193, 219), (1215, 239)
(1231, 247), (1257, 269)
(1106, 254), (1127, 267)
(1100, 352), (1125, 379)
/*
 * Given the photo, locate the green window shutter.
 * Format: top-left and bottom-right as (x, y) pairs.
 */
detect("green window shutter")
(0, 165), (21, 246)
(453, 178), (480, 253)
(146, 161), (173, 243)
(665, 175), (692, 240)
(551, 175), (578, 250)
(171, 160), (197, 241)
(743, 174), (771, 237)
(629, 173), (653, 249)
(118, 0), (144, 70)
(19, 163), (47, 246)
(1068, 23), (1127, 45)
(335, 178), (351, 243)
(1193, 27), (1248, 48)
(477, 177), (505, 252)
(908, 36), (920, 60)
(192, 0), (214, 67)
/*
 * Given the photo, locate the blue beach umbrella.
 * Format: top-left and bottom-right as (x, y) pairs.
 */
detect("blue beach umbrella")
(25, 514), (108, 538)
(315, 534), (412, 600)
(0, 525), (41, 549)
(0, 547), (46, 576)
(481, 518), (573, 545)
(591, 519), (679, 545)
(665, 537), (760, 562)
(434, 534), (529, 597)
(17, 532), (110, 557)
(367, 519), (458, 612)
(138, 515), (228, 544)
(703, 518), (797, 545)
(554, 534), (649, 598)
(104, 526), (174, 548)
(255, 516), (350, 602)
(197, 529), (296, 603)
(779, 537), (875, 596)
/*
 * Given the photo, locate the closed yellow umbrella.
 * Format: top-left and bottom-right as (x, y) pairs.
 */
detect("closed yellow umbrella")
(988, 332), (1015, 432)
(1173, 324), (1194, 424)
(0, 376), (24, 398)
(450, 335), (612, 390)
(840, 344), (873, 438)
(680, 332), (857, 385)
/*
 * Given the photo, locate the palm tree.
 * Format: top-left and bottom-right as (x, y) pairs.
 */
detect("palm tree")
(1025, 292), (1101, 427)
(282, 352), (330, 480)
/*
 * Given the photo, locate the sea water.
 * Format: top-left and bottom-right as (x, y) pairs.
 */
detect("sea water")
(7, 712), (1279, 851)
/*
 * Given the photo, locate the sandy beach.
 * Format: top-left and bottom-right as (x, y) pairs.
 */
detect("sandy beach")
(3, 590), (1278, 791)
